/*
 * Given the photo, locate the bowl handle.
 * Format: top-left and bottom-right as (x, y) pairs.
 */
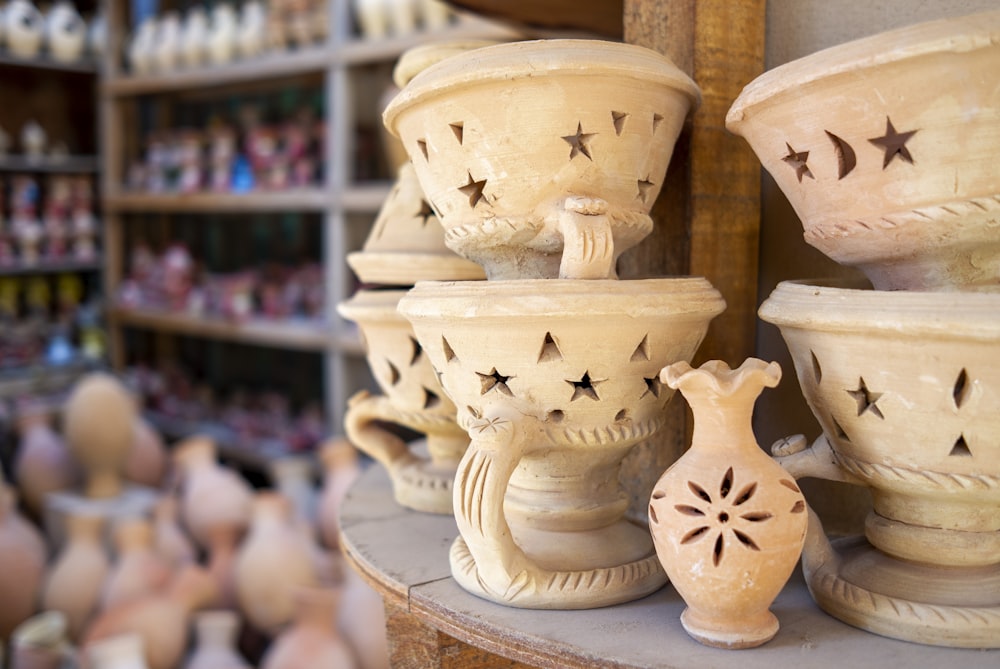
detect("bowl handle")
(344, 390), (421, 474)
(558, 196), (616, 280)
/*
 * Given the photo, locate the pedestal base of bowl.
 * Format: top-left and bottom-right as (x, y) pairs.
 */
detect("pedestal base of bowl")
(386, 438), (458, 515)
(804, 535), (1000, 648)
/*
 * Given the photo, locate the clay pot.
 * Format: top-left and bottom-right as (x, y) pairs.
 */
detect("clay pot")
(726, 10), (1000, 291)
(173, 436), (252, 550)
(101, 517), (172, 611)
(10, 611), (70, 669)
(761, 278), (1000, 648)
(151, 496), (196, 569)
(64, 374), (138, 500)
(649, 359), (807, 649)
(83, 565), (217, 669)
(0, 480), (46, 642)
(204, 527), (241, 610)
(13, 408), (76, 520)
(316, 439), (361, 551)
(337, 567), (389, 669)
(268, 456), (317, 526)
(339, 289), (469, 514)
(233, 493), (318, 634)
(398, 278), (725, 609)
(84, 633), (149, 669)
(261, 587), (357, 669)
(42, 511), (109, 642)
(184, 610), (250, 669)
(124, 418), (167, 490)
(384, 40), (699, 280)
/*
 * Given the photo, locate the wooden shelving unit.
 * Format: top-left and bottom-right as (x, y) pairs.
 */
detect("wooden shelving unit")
(0, 51), (99, 74)
(0, 154), (99, 173)
(99, 1), (515, 448)
(0, 258), (102, 276)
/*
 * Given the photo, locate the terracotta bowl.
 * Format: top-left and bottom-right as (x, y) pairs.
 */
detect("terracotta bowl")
(759, 278), (1000, 567)
(384, 40), (700, 281)
(728, 11), (1000, 291)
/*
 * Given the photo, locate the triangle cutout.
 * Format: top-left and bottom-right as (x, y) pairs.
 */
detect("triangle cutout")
(950, 435), (972, 457)
(630, 335), (650, 362)
(442, 337), (458, 364)
(537, 332), (563, 363)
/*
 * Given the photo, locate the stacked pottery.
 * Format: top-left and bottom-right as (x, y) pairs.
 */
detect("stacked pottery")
(0, 470), (46, 643)
(337, 43), (486, 515)
(727, 10), (1000, 648)
(386, 39), (726, 609)
(42, 511), (109, 642)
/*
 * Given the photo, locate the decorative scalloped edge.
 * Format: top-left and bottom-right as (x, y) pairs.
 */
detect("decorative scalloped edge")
(833, 450), (999, 491)
(804, 194), (1000, 242)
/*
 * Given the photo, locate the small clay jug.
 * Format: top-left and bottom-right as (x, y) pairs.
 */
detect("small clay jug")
(42, 511), (109, 642)
(648, 359), (807, 649)
(268, 456), (317, 526)
(338, 566), (389, 669)
(10, 611), (70, 669)
(184, 610), (250, 669)
(233, 492), (318, 634)
(261, 587), (357, 669)
(101, 517), (172, 611)
(83, 565), (217, 669)
(151, 496), (196, 570)
(83, 633), (150, 669)
(173, 436), (252, 550)
(64, 374), (138, 500)
(0, 473), (46, 642)
(316, 439), (361, 551)
(13, 407), (76, 520)
(124, 418), (167, 490)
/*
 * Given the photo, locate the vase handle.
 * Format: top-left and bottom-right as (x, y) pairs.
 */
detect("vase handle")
(558, 196), (615, 280)
(344, 391), (420, 473)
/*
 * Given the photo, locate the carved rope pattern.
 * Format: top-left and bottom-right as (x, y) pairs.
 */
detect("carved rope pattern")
(813, 568), (1000, 627)
(545, 415), (664, 447)
(833, 450), (1000, 491)
(444, 210), (653, 249)
(804, 194), (1000, 242)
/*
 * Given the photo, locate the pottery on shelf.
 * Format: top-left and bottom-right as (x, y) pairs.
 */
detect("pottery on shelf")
(152, 12), (181, 72)
(4, 0), (44, 59)
(268, 456), (317, 526)
(649, 359), (807, 649)
(233, 492), (318, 634)
(184, 610), (250, 669)
(726, 10), (1000, 292)
(42, 511), (109, 642)
(10, 611), (70, 669)
(316, 439), (361, 551)
(339, 289), (470, 515)
(260, 587), (357, 669)
(384, 40), (700, 280)
(83, 565), (217, 669)
(127, 18), (157, 74)
(63, 373), (139, 500)
(179, 7), (209, 69)
(337, 566), (389, 669)
(398, 278), (725, 608)
(14, 406), (76, 520)
(101, 517), (172, 612)
(173, 435), (252, 550)
(0, 474), (46, 642)
(44, 1), (86, 63)
(84, 633), (150, 669)
(760, 278), (1000, 648)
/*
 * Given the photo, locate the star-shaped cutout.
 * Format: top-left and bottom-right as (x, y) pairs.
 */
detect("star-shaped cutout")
(416, 199), (434, 227)
(562, 122), (596, 161)
(458, 172), (487, 208)
(477, 368), (513, 396)
(847, 377), (884, 419)
(640, 376), (661, 399)
(636, 177), (655, 203)
(868, 117), (917, 169)
(782, 143), (814, 182)
(566, 371), (604, 401)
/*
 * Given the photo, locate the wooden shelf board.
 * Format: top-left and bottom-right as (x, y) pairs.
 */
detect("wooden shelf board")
(0, 155), (99, 173)
(341, 182), (393, 213)
(104, 189), (329, 213)
(0, 358), (103, 397)
(337, 16), (521, 65)
(109, 307), (333, 351)
(0, 52), (99, 74)
(0, 258), (102, 276)
(102, 45), (332, 96)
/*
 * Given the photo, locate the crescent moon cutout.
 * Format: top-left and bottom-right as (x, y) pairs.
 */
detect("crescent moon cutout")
(825, 130), (857, 179)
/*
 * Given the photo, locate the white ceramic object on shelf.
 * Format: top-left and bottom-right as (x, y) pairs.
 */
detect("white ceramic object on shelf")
(727, 10), (1000, 292)
(353, 0), (387, 40)
(87, 8), (106, 57)
(236, 0), (267, 59)
(152, 12), (181, 72)
(21, 119), (46, 158)
(207, 4), (238, 66)
(4, 0), (44, 59)
(127, 17), (157, 74)
(179, 7), (209, 69)
(44, 1), (86, 63)
(385, 0), (416, 36)
(418, 0), (450, 30)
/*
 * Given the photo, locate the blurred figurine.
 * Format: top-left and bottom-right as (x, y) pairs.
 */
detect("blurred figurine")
(45, 0), (87, 63)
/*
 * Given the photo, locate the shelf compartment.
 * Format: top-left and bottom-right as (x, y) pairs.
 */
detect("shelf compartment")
(0, 155), (99, 173)
(341, 182), (393, 213)
(104, 189), (330, 213)
(109, 306), (333, 352)
(103, 45), (333, 97)
(0, 258), (102, 276)
(0, 52), (99, 74)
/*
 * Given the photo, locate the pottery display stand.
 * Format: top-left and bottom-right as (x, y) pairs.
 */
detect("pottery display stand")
(387, 39), (726, 609)
(729, 10), (1000, 648)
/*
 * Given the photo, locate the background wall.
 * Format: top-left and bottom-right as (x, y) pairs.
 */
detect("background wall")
(753, 0), (998, 534)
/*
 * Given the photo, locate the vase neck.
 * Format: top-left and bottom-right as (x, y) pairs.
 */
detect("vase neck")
(686, 392), (758, 453)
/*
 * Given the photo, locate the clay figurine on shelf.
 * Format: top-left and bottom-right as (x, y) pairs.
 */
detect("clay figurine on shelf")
(152, 12), (181, 72)
(12, 210), (43, 265)
(648, 359), (806, 649)
(207, 4), (238, 66)
(4, 0), (44, 59)
(21, 119), (47, 159)
(44, 0), (86, 63)
(128, 17), (157, 74)
(237, 0), (267, 58)
(180, 7), (209, 69)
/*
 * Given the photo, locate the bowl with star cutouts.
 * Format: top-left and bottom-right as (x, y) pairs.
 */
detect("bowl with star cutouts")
(384, 39), (700, 281)
(727, 10), (1000, 291)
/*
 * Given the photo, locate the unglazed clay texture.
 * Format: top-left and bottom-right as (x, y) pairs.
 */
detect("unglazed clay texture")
(727, 10), (1000, 292)
(761, 279), (1000, 648)
(398, 278), (724, 608)
(338, 289), (469, 515)
(649, 360), (806, 649)
(384, 40), (700, 280)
